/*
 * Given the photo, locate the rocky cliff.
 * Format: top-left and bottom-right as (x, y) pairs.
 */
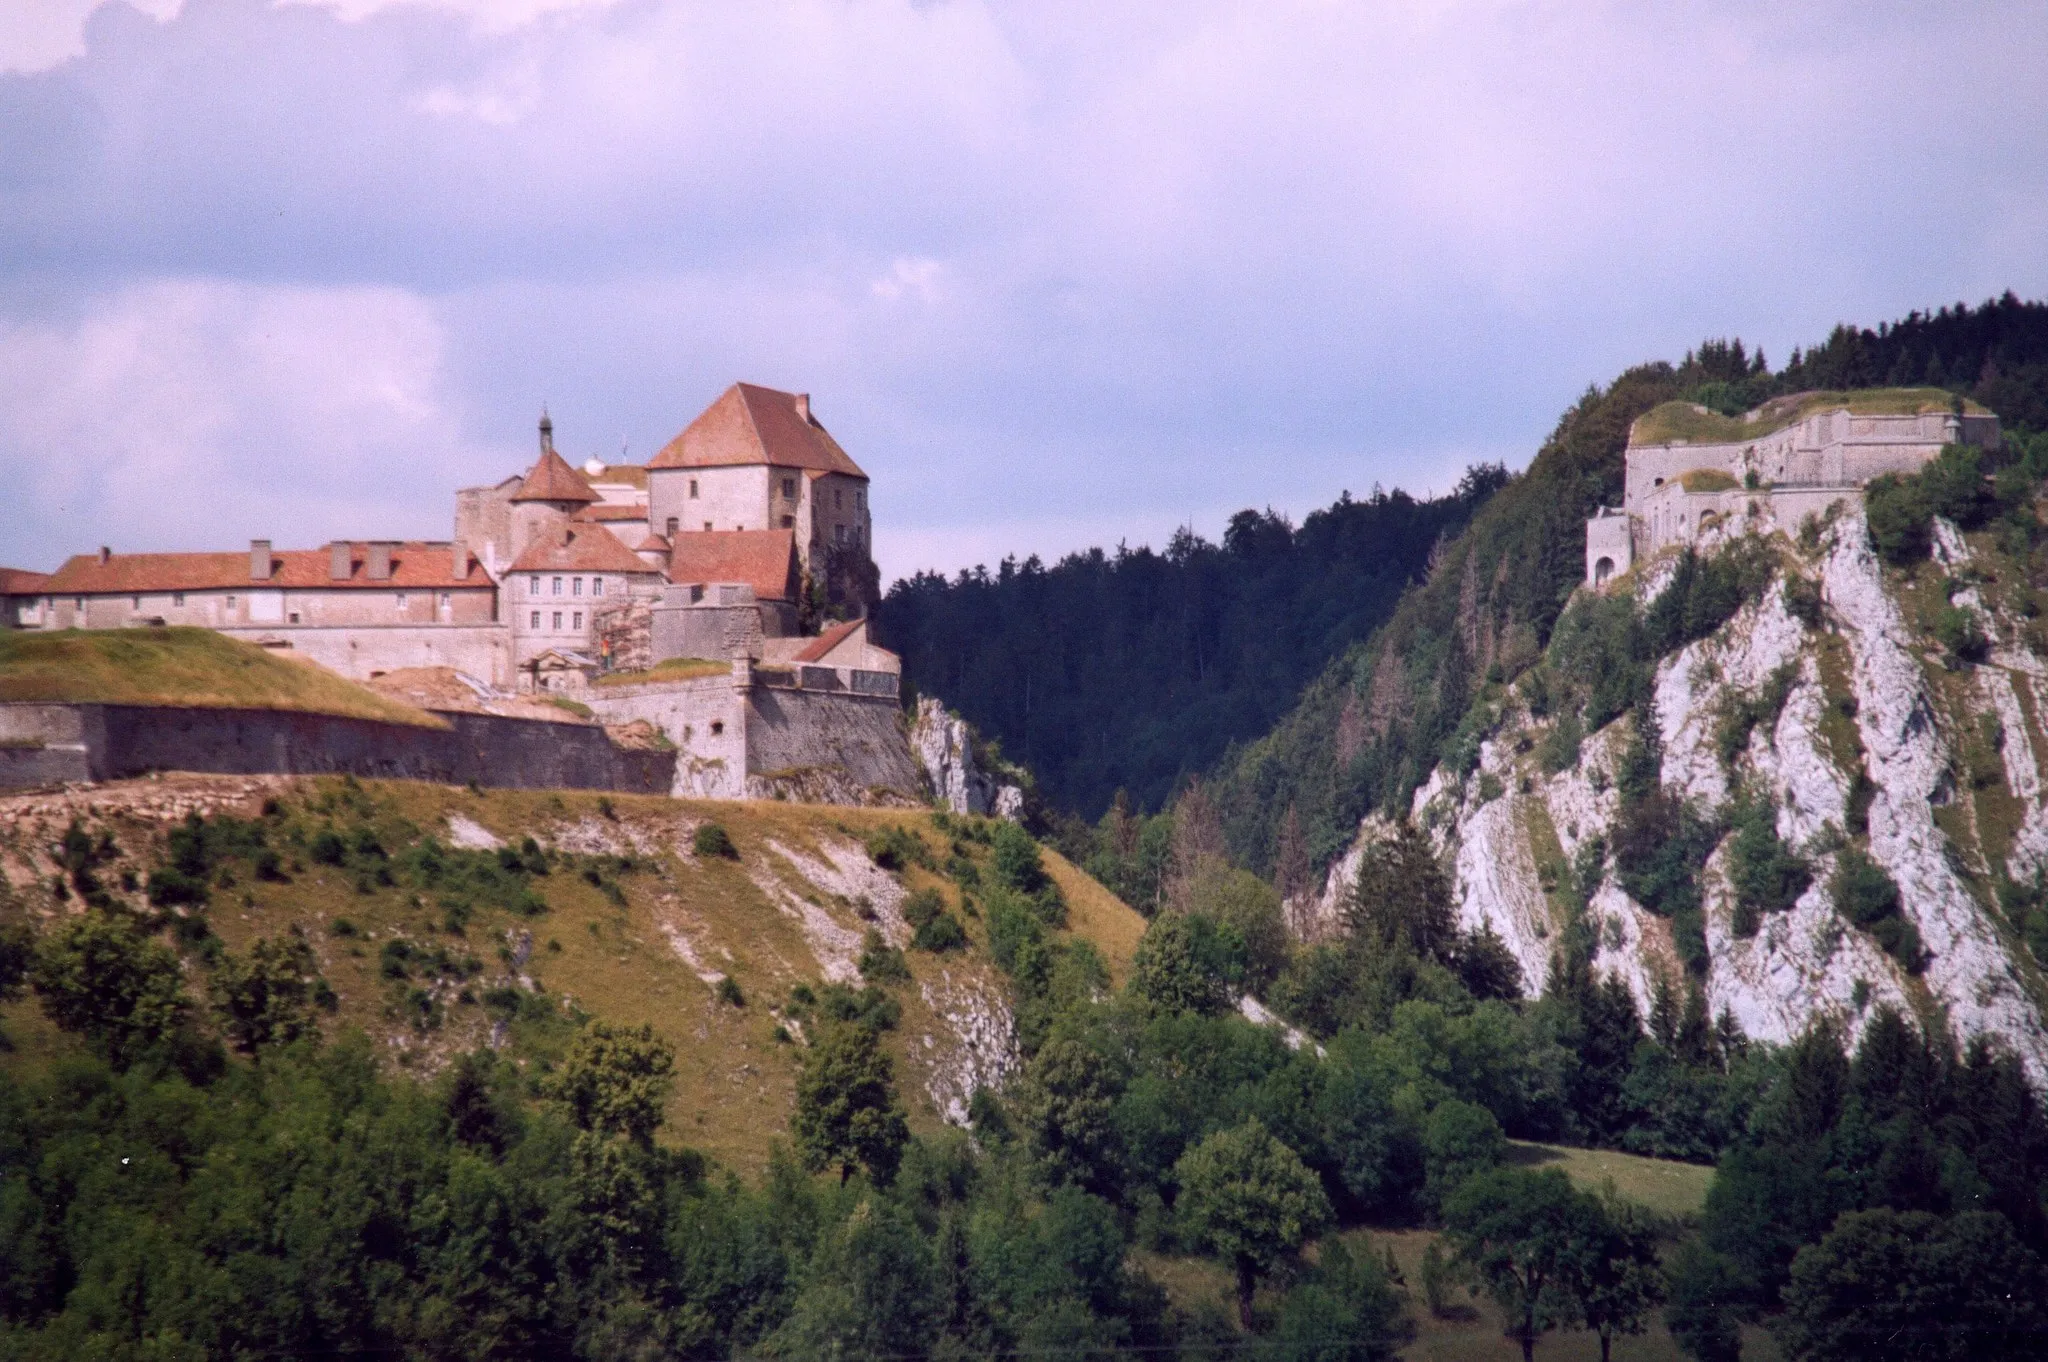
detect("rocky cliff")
(1303, 510), (2048, 1080)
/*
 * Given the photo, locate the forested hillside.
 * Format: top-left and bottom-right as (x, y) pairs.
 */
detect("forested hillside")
(879, 471), (1507, 820)
(1207, 293), (2048, 875)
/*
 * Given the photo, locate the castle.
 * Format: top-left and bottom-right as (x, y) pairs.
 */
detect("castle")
(1585, 389), (2003, 588)
(4, 382), (890, 694)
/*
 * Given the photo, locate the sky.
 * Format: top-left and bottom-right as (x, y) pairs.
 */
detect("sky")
(2, 0), (2046, 587)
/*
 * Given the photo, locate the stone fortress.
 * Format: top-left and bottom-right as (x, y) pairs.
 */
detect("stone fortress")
(2, 383), (936, 803)
(1585, 389), (2003, 588)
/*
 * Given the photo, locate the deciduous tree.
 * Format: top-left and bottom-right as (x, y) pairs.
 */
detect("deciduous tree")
(792, 1019), (910, 1185)
(1174, 1117), (1333, 1328)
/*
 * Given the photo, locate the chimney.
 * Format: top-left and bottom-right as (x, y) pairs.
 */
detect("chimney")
(539, 408), (554, 456)
(98, 545), (111, 565)
(249, 539), (271, 581)
(367, 541), (394, 581)
(330, 541), (353, 580)
(794, 392), (811, 423)
(451, 541), (468, 581)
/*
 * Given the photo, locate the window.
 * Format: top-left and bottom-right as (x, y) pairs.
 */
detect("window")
(439, 592), (450, 608)
(689, 479), (699, 499)
(703, 521), (712, 532)
(573, 611), (583, 630)
(781, 476), (796, 500)
(552, 611), (562, 630)
(530, 611), (540, 628)
(666, 517), (679, 538)
(396, 593), (407, 607)
(857, 489), (865, 510)
(173, 592), (185, 607)
(834, 489), (843, 509)
(75, 597), (84, 609)
(835, 524), (846, 546)
(781, 515), (794, 529)
(572, 577), (582, 597)
(226, 595), (236, 608)
(131, 595), (140, 608)
(289, 612), (300, 624)
(551, 576), (563, 596)
(529, 575), (540, 594)
(592, 577), (604, 597)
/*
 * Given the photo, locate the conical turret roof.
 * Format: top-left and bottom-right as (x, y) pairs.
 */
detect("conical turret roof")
(512, 447), (599, 504)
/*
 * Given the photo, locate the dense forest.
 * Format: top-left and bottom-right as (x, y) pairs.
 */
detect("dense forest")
(5, 794), (2045, 1360)
(879, 469), (1508, 820)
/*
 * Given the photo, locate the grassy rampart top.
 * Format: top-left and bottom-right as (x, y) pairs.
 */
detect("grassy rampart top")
(0, 627), (446, 728)
(1632, 387), (1992, 447)
(592, 657), (729, 687)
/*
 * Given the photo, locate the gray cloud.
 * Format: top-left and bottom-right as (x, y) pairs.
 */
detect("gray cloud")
(2, 0), (2046, 585)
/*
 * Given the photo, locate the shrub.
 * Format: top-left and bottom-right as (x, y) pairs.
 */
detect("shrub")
(1933, 604), (1990, 666)
(857, 928), (910, 985)
(1832, 848), (1924, 972)
(692, 823), (738, 860)
(309, 828), (348, 866)
(1866, 473), (1932, 566)
(1727, 797), (1812, 937)
(911, 911), (968, 953)
(716, 975), (745, 1007)
(1783, 574), (1825, 628)
(864, 825), (930, 873)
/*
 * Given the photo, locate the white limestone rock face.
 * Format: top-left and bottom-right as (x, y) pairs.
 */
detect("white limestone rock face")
(909, 696), (1024, 818)
(1303, 513), (2048, 1081)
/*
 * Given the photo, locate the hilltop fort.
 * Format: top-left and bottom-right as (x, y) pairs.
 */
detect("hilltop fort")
(0, 384), (982, 806)
(1585, 387), (2002, 586)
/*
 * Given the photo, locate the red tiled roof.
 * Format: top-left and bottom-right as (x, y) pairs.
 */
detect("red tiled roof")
(647, 383), (867, 478)
(583, 463), (648, 489)
(0, 568), (51, 595)
(793, 619), (863, 663)
(43, 544), (487, 595)
(573, 503), (650, 523)
(507, 524), (658, 575)
(512, 448), (600, 504)
(666, 530), (799, 603)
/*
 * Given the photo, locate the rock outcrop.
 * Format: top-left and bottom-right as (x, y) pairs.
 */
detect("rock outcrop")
(1310, 510), (2048, 1081)
(909, 697), (1025, 818)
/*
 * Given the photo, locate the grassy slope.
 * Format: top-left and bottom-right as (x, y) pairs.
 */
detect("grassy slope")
(0, 628), (444, 728)
(0, 777), (1147, 1176)
(1632, 386), (1989, 445)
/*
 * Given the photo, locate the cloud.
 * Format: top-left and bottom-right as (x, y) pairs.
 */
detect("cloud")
(0, 0), (180, 75)
(0, 279), (495, 567)
(0, 0), (2045, 581)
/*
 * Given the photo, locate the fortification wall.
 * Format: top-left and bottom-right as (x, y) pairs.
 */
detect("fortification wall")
(218, 624), (511, 688)
(0, 701), (671, 794)
(580, 675), (747, 798)
(746, 687), (921, 798)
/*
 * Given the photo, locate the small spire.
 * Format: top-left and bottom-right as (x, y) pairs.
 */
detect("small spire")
(539, 406), (554, 455)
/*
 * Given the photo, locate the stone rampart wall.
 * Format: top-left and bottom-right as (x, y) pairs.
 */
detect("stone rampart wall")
(218, 624), (511, 688)
(0, 701), (671, 794)
(746, 687), (921, 797)
(580, 675), (747, 798)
